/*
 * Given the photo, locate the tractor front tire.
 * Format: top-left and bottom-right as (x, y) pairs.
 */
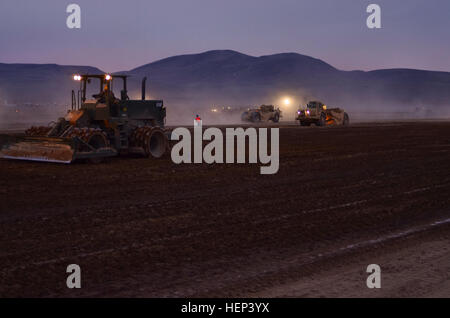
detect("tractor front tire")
(317, 113), (327, 126)
(272, 113), (280, 123)
(251, 112), (261, 123)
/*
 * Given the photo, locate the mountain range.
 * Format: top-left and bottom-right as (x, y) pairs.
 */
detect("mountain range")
(1, 50), (449, 114)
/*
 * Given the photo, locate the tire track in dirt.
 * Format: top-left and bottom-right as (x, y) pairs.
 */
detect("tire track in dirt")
(0, 122), (450, 297)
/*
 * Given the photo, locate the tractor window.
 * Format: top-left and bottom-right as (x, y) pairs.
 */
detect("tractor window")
(85, 78), (103, 100)
(307, 103), (316, 109)
(111, 79), (122, 100)
(261, 105), (274, 112)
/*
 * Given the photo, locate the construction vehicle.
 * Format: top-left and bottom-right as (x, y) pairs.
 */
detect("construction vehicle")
(0, 74), (168, 163)
(296, 101), (349, 126)
(241, 105), (281, 123)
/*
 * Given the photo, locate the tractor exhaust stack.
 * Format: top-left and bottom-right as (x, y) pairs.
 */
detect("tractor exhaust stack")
(142, 76), (147, 100)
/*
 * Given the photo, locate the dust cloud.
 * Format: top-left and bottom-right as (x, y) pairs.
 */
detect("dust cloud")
(0, 105), (67, 132)
(1, 89), (449, 133)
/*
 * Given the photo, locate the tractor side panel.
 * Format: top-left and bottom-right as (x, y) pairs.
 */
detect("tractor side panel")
(326, 109), (345, 125)
(122, 100), (166, 126)
(259, 111), (273, 121)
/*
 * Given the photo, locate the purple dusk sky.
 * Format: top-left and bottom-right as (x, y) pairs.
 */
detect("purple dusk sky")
(0, 0), (449, 72)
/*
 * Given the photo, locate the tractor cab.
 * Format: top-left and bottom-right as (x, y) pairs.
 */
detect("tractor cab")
(260, 104), (275, 113)
(297, 100), (348, 127)
(71, 74), (129, 120)
(305, 101), (326, 115)
(72, 74), (129, 105)
(70, 74), (165, 127)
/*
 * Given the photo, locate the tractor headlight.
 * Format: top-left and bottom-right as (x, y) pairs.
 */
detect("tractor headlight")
(105, 74), (112, 81)
(73, 75), (81, 81)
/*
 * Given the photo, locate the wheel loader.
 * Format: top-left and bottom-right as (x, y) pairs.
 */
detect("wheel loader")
(296, 101), (349, 126)
(241, 105), (281, 123)
(0, 74), (168, 163)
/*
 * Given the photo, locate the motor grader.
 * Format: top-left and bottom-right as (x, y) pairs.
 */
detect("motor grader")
(296, 101), (349, 126)
(241, 105), (281, 123)
(0, 74), (168, 163)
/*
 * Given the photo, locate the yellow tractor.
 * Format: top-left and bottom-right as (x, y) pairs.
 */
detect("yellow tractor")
(0, 74), (168, 163)
(241, 105), (281, 123)
(296, 101), (349, 126)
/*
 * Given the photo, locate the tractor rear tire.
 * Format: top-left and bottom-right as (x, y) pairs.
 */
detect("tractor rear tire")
(131, 126), (168, 159)
(272, 113), (280, 123)
(317, 113), (326, 126)
(146, 127), (167, 159)
(251, 112), (261, 123)
(86, 132), (108, 164)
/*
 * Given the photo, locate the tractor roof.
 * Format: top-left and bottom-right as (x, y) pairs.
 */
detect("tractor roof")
(77, 74), (129, 79)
